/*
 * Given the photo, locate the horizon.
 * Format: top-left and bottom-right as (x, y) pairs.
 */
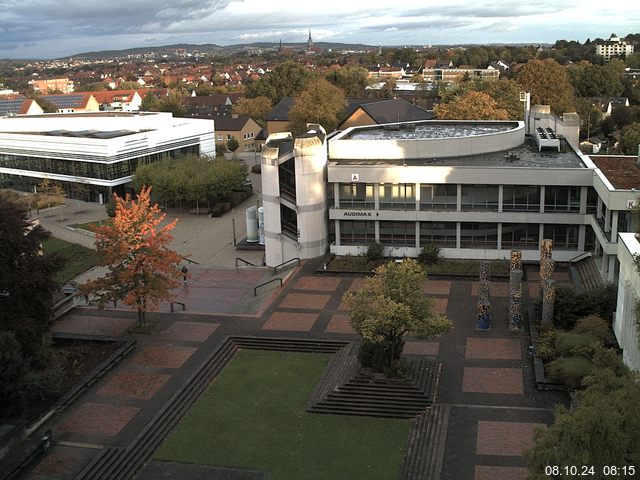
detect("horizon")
(1, 0), (639, 60)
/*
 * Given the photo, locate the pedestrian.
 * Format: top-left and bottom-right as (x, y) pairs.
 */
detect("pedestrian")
(181, 265), (188, 285)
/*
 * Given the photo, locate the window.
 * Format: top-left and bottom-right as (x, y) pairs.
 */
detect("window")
(502, 186), (540, 212)
(339, 183), (375, 209)
(278, 158), (296, 202)
(340, 220), (376, 245)
(544, 186), (580, 212)
(420, 184), (456, 210)
(420, 222), (456, 247)
(460, 223), (498, 248)
(501, 223), (539, 248)
(280, 204), (298, 240)
(378, 183), (415, 209)
(543, 224), (578, 250)
(461, 185), (499, 211)
(586, 187), (598, 214)
(227, 134), (232, 141)
(217, 134), (223, 141)
(379, 221), (416, 246)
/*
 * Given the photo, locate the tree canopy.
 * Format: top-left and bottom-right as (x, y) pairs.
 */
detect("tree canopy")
(325, 66), (371, 97)
(620, 122), (640, 155)
(434, 91), (509, 120)
(517, 58), (576, 115)
(288, 78), (347, 134)
(245, 61), (312, 104)
(343, 259), (453, 373)
(82, 186), (184, 326)
(231, 96), (272, 126)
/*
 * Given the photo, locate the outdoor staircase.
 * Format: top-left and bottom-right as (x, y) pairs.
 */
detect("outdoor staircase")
(570, 256), (605, 293)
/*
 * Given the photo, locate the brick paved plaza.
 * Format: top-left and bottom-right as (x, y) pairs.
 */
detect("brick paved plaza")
(22, 260), (568, 480)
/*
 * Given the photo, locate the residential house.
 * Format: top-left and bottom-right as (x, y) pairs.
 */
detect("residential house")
(79, 90), (143, 112)
(38, 93), (100, 113)
(215, 114), (262, 152)
(0, 97), (44, 116)
(266, 97), (296, 135)
(591, 96), (630, 118)
(338, 98), (435, 130)
(580, 137), (605, 154)
(182, 93), (244, 117)
(29, 77), (75, 94)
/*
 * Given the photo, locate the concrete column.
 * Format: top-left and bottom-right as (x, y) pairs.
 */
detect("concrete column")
(375, 220), (380, 243)
(415, 183), (420, 211)
(415, 222), (420, 249)
(608, 255), (616, 283)
(456, 222), (461, 249)
(579, 186), (588, 215)
(611, 211), (619, 240)
(374, 183), (380, 210)
(597, 196), (603, 219)
(539, 224), (545, 245)
(601, 252), (608, 275)
(605, 207), (611, 233)
(333, 183), (340, 208)
(497, 223), (503, 251)
(498, 185), (503, 213)
(539, 185), (545, 213)
(578, 225), (586, 251)
(335, 220), (341, 247)
(456, 184), (462, 212)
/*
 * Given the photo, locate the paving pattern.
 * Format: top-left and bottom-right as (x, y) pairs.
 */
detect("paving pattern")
(23, 261), (570, 480)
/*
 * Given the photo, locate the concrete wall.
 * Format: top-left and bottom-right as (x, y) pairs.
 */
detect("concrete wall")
(615, 233), (640, 371)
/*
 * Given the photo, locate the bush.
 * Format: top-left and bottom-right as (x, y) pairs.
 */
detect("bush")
(573, 315), (616, 346)
(366, 242), (384, 262)
(418, 244), (440, 265)
(358, 339), (407, 378)
(554, 284), (617, 330)
(536, 328), (558, 361)
(105, 196), (116, 218)
(546, 356), (594, 389)
(555, 332), (600, 357)
(209, 202), (231, 217)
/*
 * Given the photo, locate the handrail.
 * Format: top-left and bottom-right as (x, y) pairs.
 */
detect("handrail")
(235, 257), (256, 267)
(184, 258), (200, 265)
(254, 277), (283, 296)
(569, 251), (592, 263)
(273, 257), (300, 274)
(170, 301), (186, 313)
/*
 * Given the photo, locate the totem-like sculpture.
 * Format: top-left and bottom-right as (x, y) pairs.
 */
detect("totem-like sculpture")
(540, 239), (553, 262)
(540, 258), (555, 291)
(510, 249), (522, 272)
(541, 279), (556, 326)
(476, 261), (492, 330)
(509, 267), (523, 330)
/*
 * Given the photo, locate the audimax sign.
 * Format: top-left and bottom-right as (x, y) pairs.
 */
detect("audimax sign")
(342, 211), (379, 217)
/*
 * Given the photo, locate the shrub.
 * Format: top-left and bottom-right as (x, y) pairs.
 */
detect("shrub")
(418, 244), (440, 265)
(105, 196), (116, 218)
(555, 332), (601, 357)
(358, 339), (407, 378)
(554, 284), (617, 330)
(573, 315), (615, 346)
(366, 242), (384, 262)
(546, 356), (594, 389)
(536, 327), (558, 361)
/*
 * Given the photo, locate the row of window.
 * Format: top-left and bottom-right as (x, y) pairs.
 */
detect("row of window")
(339, 220), (589, 250)
(0, 146), (200, 181)
(337, 183), (596, 213)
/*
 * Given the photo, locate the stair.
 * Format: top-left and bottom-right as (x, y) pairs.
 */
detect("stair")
(571, 257), (604, 293)
(399, 405), (451, 480)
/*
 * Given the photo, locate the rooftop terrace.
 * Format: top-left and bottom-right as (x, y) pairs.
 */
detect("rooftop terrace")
(345, 122), (518, 140)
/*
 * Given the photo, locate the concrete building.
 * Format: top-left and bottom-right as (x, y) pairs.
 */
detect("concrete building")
(29, 78), (75, 94)
(614, 233), (640, 371)
(596, 35), (635, 61)
(0, 111), (215, 202)
(215, 115), (262, 152)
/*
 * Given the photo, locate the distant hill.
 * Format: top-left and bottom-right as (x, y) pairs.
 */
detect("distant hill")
(63, 41), (377, 60)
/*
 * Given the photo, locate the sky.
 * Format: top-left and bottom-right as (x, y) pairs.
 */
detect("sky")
(1, 0), (639, 59)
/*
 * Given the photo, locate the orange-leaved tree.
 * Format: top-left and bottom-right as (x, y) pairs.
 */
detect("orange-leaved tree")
(82, 186), (185, 327)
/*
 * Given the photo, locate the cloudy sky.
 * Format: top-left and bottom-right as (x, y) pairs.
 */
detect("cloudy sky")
(1, 0), (638, 59)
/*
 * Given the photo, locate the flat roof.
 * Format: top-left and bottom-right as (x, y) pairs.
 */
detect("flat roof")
(331, 136), (586, 169)
(590, 155), (640, 189)
(344, 121), (519, 140)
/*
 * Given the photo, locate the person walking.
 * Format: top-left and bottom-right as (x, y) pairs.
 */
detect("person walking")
(181, 265), (188, 285)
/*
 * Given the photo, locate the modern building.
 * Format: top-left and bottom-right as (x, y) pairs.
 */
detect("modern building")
(0, 111), (215, 202)
(84, 90), (143, 112)
(614, 233), (640, 371)
(595, 35), (635, 61)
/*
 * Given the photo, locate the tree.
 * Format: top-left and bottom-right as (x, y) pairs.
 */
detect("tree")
(140, 92), (160, 111)
(326, 66), (370, 97)
(37, 178), (65, 209)
(379, 78), (397, 99)
(231, 96), (272, 127)
(246, 61), (312, 104)
(517, 58), (575, 115)
(288, 78), (347, 135)
(434, 91), (509, 120)
(525, 352), (640, 478)
(620, 123), (640, 155)
(226, 136), (239, 153)
(82, 186), (184, 327)
(342, 259), (453, 374)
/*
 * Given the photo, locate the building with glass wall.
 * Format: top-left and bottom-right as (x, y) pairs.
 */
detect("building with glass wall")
(261, 115), (640, 285)
(0, 111), (215, 202)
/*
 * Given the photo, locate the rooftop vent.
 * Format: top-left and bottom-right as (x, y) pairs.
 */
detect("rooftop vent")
(535, 127), (560, 152)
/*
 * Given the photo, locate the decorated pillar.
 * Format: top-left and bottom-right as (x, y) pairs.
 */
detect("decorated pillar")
(540, 239), (553, 262)
(540, 258), (555, 291)
(476, 300), (492, 331)
(541, 279), (556, 326)
(479, 261), (491, 282)
(510, 250), (522, 272)
(509, 292), (523, 330)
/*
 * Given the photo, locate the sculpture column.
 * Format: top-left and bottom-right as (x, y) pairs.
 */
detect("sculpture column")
(541, 279), (556, 327)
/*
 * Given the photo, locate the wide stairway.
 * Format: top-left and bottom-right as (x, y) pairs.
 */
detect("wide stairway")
(570, 256), (605, 292)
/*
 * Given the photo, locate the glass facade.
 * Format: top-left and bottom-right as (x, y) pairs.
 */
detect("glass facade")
(379, 183), (415, 209)
(460, 222), (498, 248)
(461, 185), (499, 211)
(0, 145), (199, 181)
(502, 185), (540, 212)
(420, 184), (457, 210)
(379, 221), (416, 246)
(420, 222), (457, 247)
(339, 183), (375, 208)
(280, 204), (298, 239)
(544, 186), (580, 212)
(278, 157), (296, 202)
(340, 220), (376, 245)
(544, 224), (578, 250)
(502, 223), (539, 248)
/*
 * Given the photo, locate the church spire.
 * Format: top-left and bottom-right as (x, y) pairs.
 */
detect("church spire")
(307, 29), (313, 50)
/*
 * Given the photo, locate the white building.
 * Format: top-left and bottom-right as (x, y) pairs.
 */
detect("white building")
(614, 233), (640, 371)
(0, 111), (215, 202)
(595, 35), (635, 61)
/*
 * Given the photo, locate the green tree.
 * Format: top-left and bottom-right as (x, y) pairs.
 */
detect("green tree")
(226, 136), (240, 153)
(288, 78), (347, 135)
(31, 95), (59, 113)
(326, 66), (371, 97)
(620, 122), (640, 155)
(246, 61), (312, 104)
(342, 259), (453, 373)
(525, 353), (640, 479)
(517, 58), (575, 114)
(140, 92), (160, 111)
(434, 91), (509, 120)
(378, 78), (397, 98)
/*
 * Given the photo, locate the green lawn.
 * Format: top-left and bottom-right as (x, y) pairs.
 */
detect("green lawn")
(74, 218), (112, 232)
(42, 237), (99, 286)
(155, 350), (410, 480)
